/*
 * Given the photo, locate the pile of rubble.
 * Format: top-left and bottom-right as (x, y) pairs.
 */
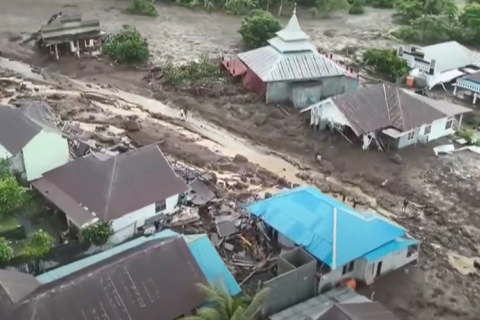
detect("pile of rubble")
(163, 160), (285, 288)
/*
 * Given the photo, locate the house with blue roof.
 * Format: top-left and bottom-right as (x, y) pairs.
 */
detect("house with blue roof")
(37, 229), (241, 296)
(246, 186), (419, 291)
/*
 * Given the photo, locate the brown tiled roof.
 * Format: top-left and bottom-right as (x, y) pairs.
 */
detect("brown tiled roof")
(317, 302), (401, 320)
(0, 105), (41, 155)
(36, 145), (189, 222)
(331, 84), (457, 136)
(0, 237), (208, 320)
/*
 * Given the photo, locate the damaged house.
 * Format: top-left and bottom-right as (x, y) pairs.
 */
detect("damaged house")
(0, 237), (208, 320)
(398, 41), (480, 89)
(246, 186), (420, 293)
(32, 145), (189, 244)
(302, 84), (471, 150)
(0, 104), (70, 181)
(230, 9), (358, 108)
(38, 13), (102, 59)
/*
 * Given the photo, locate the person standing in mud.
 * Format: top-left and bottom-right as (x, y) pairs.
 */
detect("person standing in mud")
(402, 198), (409, 212)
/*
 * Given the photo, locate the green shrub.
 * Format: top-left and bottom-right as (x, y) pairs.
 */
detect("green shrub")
(129, 0), (159, 17)
(238, 11), (281, 49)
(362, 48), (410, 80)
(103, 27), (149, 64)
(349, 0), (365, 14)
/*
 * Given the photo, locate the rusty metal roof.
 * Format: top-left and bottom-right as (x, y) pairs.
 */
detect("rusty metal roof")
(331, 84), (464, 136)
(0, 105), (41, 155)
(37, 145), (189, 222)
(0, 237), (208, 320)
(317, 302), (401, 320)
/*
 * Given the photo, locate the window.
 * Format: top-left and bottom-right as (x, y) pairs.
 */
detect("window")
(424, 125), (431, 135)
(407, 131), (415, 141)
(155, 201), (166, 213)
(445, 119), (453, 130)
(341, 261), (355, 275)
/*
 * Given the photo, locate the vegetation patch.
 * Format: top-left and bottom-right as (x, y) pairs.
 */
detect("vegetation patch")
(127, 0), (159, 17)
(80, 222), (114, 246)
(163, 56), (224, 85)
(349, 0), (365, 14)
(103, 27), (150, 64)
(238, 10), (281, 49)
(362, 48), (410, 81)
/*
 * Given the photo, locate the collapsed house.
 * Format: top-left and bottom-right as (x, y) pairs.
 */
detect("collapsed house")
(37, 13), (102, 59)
(301, 84), (471, 150)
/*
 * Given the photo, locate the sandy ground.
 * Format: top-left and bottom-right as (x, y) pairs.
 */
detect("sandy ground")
(0, 1), (480, 320)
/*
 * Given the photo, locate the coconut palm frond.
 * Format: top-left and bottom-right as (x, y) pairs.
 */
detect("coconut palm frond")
(243, 287), (272, 320)
(196, 283), (229, 319)
(180, 316), (207, 320)
(196, 307), (223, 320)
(230, 305), (246, 320)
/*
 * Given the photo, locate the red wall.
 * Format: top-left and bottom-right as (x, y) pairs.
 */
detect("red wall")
(243, 69), (266, 95)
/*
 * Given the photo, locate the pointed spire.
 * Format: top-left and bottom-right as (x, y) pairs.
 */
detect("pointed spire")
(293, 2), (297, 15)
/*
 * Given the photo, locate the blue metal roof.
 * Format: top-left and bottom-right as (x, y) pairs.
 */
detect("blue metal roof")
(36, 237), (149, 283)
(246, 186), (407, 268)
(153, 230), (241, 296)
(363, 238), (418, 262)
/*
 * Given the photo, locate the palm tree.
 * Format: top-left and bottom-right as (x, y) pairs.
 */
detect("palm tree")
(182, 284), (271, 320)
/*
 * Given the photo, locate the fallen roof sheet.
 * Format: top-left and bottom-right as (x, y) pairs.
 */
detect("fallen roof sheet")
(246, 186), (407, 268)
(189, 178), (215, 205)
(1, 237), (208, 320)
(37, 145), (189, 222)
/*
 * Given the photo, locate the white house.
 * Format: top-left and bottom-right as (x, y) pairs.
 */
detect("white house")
(397, 41), (480, 89)
(0, 104), (70, 181)
(301, 84), (471, 150)
(32, 145), (189, 244)
(246, 186), (420, 292)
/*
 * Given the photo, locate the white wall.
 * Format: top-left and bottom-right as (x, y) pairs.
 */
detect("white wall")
(318, 258), (367, 292)
(108, 194), (180, 244)
(395, 116), (455, 149)
(22, 129), (70, 181)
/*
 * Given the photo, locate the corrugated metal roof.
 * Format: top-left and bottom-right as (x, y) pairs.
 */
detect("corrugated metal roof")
(363, 238), (418, 262)
(239, 47), (345, 82)
(2, 238), (208, 320)
(0, 105), (41, 155)
(329, 84), (468, 136)
(238, 11), (345, 82)
(152, 230), (241, 296)
(271, 286), (370, 320)
(36, 145), (189, 222)
(422, 41), (480, 73)
(246, 186), (406, 268)
(0, 270), (41, 303)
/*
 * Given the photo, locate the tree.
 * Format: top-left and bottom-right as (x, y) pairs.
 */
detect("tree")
(362, 48), (411, 80)
(349, 0), (365, 14)
(24, 230), (54, 261)
(103, 27), (150, 64)
(238, 11), (281, 49)
(181, 284), (271, 320)
(393, 0), (453, 22)
(0, 175), (29, 219)
(365, 0), (394, 8)
(79, 222), (114, 246)
(313, 0), (349, 18)
(0, 237), (13, 264)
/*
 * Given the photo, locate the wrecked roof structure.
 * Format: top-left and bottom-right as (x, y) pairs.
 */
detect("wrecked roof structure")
(0, 237), (207, 320)
(40, 14), (101, 45)
(304, 84), (471, 136)
(238, 9), (345, 82)
(246, 186), (407, 268)
(317, 302), (401, 320)
(32, 145), (189, 226)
